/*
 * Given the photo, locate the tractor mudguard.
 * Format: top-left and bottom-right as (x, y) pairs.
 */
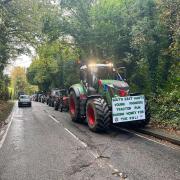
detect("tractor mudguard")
(69, 84), (85, 98)
(87, 94), (102, 100)
(130, 92), (141, 96)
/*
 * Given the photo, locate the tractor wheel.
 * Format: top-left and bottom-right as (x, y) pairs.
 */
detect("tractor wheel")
(69, 91), (81, 122)
(54, 101), (59, 111)
(59, 103), (63, 112)
(86, 98), (111, 132)
(51, 101), (54, 107)
(48, 100), (52, 107)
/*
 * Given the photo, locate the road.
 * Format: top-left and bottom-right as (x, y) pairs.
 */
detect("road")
(0, 102), (179, 180)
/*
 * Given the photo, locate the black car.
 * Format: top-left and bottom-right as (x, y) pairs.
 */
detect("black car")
(54, 89), (69, 111)
(48, 89), (60, 107)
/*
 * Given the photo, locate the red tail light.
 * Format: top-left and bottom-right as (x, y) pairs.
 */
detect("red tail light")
(98, 79), (102, 87)
(80, 94), (87, 100)
(119, 89), (127, 97)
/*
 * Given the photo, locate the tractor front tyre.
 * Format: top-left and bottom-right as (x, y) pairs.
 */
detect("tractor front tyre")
(86, 98), (111, 132)
(69, 91), (81, 122)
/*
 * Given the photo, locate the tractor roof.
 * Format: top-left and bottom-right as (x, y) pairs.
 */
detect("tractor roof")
(80, 63), (113, 70)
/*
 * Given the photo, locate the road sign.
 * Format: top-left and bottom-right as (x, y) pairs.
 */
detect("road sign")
(112, 95), (145, 123)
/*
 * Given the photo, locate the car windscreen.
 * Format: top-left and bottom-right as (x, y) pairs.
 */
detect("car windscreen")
(20, 95), (30, 99)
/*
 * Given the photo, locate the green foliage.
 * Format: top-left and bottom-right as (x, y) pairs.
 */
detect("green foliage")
(0, 101), (14, 127)
(0, 73), (10, 100)
(0, 0), (52, 99)
(11, 67), (38, 97)
(150, 88), (180, 129)
(27, 41), (80, 91)
(27, 57), (58, 91)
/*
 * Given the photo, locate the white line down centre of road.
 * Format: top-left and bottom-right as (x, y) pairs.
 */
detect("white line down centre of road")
(63, 127), (121, 174)
(49, 115), (60, 124)
(64, 128), (87, 148)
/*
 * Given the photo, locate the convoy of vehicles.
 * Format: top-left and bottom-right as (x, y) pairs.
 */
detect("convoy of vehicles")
(25, 62), (151, 132)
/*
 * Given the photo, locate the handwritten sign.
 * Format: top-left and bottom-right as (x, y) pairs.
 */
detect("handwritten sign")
(112, 95), (145, 123)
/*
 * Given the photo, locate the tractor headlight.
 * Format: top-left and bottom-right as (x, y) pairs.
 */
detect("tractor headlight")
(88, 63), (96, 67)
(108, 63), (114, 67)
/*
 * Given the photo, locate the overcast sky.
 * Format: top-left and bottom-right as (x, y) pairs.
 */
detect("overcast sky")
(13, 55), (32, 68)
(4, 55), (32, 75)
(4, 46), (36, 75)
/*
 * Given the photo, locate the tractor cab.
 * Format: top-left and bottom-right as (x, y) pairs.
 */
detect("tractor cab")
(80, 63), (124, 95)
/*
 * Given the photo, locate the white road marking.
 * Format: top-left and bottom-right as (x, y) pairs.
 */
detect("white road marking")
(64, 127), (122, 176)
(0, 130), (5, 136)
(48, 115), (123, 177)
(49, 115), (60, 124)
(64, 128), (87, 148)
(117, 127), (178, 150)
(88, 150), (99, 159)
(108, 164), (113, 168)
(0, 106), (15, 149)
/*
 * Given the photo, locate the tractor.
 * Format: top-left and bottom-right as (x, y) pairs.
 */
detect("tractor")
(69, 63), (150, 132)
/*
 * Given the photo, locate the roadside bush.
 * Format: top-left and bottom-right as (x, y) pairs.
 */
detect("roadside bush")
(0, 74), (10, 101)
(0, 101), (14, 127)
(150, 87), (180, 130)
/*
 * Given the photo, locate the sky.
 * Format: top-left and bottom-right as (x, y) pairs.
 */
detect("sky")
(4, 55), (33, 75)
(4, 47), (35, 75)
(13, 55), (32, 68)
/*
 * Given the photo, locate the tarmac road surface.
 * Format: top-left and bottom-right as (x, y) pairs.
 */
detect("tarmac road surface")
(0, 101), (179, 180)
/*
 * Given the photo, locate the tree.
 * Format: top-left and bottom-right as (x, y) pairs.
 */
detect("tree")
(27, 57), (58, 91)
(27, 40), (80, 91)
(11, 66), (38, 97)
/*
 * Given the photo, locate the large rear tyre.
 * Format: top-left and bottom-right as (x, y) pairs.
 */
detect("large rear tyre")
(48, 99), (52, 107)
(54, 101), (59, 111)
(86, 98), (111, 132)
(51, 100), (54, 107)
(69, 91), (81, 122)
(59, 103), (63, 112)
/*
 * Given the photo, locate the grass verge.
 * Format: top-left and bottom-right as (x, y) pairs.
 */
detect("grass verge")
(0, 101), (14, 128)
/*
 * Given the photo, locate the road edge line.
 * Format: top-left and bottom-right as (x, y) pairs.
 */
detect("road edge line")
(136, 128), (180, 146)
(0, 102), (16, 149)
(112, 126), (178, 149)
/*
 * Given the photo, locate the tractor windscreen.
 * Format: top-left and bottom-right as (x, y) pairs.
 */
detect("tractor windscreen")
(90, 66), (123, 81)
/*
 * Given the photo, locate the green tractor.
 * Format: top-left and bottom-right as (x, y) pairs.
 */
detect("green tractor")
(69, 63), (150, 132)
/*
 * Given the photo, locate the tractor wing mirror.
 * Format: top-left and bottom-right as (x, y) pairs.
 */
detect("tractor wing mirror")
(117, 67), (127, 81)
